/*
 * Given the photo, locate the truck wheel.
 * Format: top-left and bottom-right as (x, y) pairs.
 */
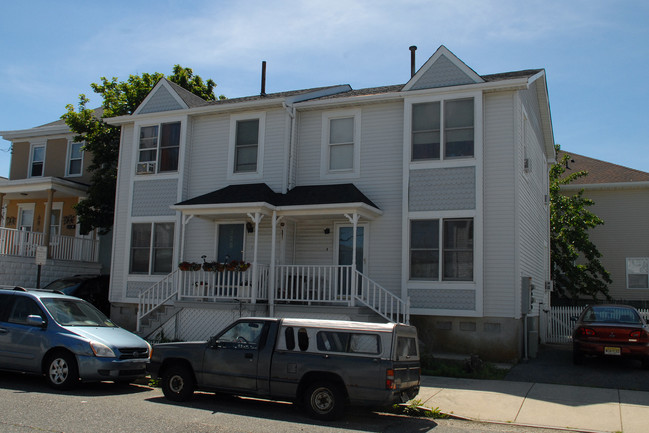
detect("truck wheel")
(45, 351), (79, 390)
(162, 364), (195, 401)
(304, 382), (345, 420)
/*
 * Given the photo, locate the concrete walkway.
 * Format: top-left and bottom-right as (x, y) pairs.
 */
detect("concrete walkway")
(418, 375), (649, 433)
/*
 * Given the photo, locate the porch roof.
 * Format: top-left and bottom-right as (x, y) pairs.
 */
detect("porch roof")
(171, 183), (383, 219)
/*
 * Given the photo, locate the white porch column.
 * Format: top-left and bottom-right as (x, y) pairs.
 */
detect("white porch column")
(269, 211), (283, 317)
(178, 214), (194, 301)
(247, 212), (264, 304)
(345, 212), (360, 307)
(42, 189), (55, 257)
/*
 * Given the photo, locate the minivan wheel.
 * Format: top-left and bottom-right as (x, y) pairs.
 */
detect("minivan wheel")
(304, 382), (345, 420)
(161, 365), (195, 402)
(45, 351), (79, 390)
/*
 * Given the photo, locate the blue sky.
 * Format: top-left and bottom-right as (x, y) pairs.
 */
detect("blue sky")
(1, 0), (647, 177)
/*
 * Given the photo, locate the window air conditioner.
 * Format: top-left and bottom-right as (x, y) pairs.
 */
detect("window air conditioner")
(136, 161), (157, 174)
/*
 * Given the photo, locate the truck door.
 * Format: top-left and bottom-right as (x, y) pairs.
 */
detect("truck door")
(202, 320), (268, 392)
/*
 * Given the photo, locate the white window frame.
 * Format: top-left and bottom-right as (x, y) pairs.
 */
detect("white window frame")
(626, 257), (649, 289)
(227, 112), (265, 180)
(66, 141), (84, 177)
(17, 203), (35, 231)
(29, 143), (46, 178)
(128, 220), (176, 276)
(405, 91), (482, 170)
(320, 109), (361, 179)
(135, 121), (182, 175)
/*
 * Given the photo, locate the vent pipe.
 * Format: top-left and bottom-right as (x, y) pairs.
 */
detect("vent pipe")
(409, 46), (417, 77)
(261, 61), (267, 96)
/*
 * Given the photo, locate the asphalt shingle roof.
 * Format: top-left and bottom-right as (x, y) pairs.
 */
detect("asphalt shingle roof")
(558, 150), (649, 184)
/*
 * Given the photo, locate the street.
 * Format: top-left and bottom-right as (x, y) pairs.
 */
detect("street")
(0, 371), (576, 433)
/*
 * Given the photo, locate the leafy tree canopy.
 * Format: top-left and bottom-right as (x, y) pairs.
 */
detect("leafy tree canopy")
(63, 66), (221, 234)
(550, 144), (611, 301)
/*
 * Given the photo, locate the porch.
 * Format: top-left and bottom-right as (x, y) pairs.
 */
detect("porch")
(0, 226), (99, 262)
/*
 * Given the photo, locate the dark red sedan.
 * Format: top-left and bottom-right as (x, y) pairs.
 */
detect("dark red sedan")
(572, 305), (649, 369)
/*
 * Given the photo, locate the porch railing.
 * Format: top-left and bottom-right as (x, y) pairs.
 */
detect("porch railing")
(355, 270), (410, 324)
(0, 227), (99, 262)
(275, 265), (354, 303)
(178, 266), (269, 302)
(137, 269), (180, 332)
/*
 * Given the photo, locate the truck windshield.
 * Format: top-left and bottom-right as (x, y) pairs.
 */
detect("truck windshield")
(42, 298), (115, 327)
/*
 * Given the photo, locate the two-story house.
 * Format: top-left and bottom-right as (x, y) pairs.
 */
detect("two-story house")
(0, 116), (105, 288)
(106, 46), (554, 361)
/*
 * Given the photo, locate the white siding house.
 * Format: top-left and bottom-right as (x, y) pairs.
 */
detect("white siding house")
(107, 46), (554, 361)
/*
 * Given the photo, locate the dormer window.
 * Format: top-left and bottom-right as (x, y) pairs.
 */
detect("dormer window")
(137, 122), (180, 174)
(30, 145), (45, 177)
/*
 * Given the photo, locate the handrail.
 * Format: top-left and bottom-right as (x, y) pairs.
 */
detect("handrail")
(354, 270), (410, 324)
(137, 269), (179, 333)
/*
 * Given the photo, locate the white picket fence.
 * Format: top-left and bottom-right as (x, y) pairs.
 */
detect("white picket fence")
(545, 306), (649, 344)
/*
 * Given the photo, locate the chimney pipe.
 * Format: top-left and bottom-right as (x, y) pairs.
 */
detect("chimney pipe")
(409, 46), (417, 78)
(261, 61), (267, 96)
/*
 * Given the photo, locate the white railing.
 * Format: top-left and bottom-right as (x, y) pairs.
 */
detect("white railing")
(178, 266), (268, 302)
(355, 270), (410, 324)
(0, 227), (99, 262)
(137, 269), (180, 332)
(275, 265), (354, 303)
(545, 306), (649, 344)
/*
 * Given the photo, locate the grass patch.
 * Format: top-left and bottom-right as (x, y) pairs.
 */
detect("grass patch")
(388, 399), (449, 418)
(421, 354), (509, 380)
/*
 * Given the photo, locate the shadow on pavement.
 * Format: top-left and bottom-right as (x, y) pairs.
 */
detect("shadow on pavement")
(505, 344), (649, 391)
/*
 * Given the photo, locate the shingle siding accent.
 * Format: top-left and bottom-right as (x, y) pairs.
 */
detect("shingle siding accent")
(409, 167), (476, 211)
(410, 55), (476, 90)
(408, 288), (476, 310)
(139, 86), (184, 114)
(131, 179), (178, 216)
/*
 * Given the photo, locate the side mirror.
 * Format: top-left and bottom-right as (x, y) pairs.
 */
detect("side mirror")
(207, 336), (218, 348)
(27, 315), (46, 328)
(570, 316), (578, 322)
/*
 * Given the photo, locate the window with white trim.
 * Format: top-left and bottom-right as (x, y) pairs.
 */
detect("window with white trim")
(67, 141), (84, 176)
(137, 122), (180, 174)
(129, 222), (175, 275)
(321, 109), (360, 178)
(412, 98), (474, 161)
(626, 258), (649, 289)
(410, 218), (474, 281)
(30, 145), (45, 177)
(234, 119), (259, 173)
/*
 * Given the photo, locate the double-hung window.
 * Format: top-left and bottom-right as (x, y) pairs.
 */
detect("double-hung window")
(235, 119), (260, 173)
(30, 145), (45, 177)
(137, 122), (181, 174)
(129, 222), (175, 275)
(410, 218), (474, 281)
(321, 109), (360, 178)
(67, 141), (83, 176)
(626, 258), (649, 289)
(412, 98), (474, 161)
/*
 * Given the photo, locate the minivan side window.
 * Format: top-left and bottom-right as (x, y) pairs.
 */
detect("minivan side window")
(0, 294), (11, 321)
(8, 297), (43, 325)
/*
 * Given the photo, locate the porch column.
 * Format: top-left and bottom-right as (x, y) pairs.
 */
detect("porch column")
(178, 214), (194, 301)
(345, 212), (360, 307)
(0, 193), (5, 224)
(247, 212), (264, 304)
(269, 211), (283, 317)
(42, 189), (55, 257)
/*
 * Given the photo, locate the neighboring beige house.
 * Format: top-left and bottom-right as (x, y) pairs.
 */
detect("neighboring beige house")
(0, 117), (105, 288)
(558, 150), (649, 305)
(106, 46), (555, 362)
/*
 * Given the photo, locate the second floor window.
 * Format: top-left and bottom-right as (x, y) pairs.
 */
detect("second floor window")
(137, 122), (180, 174)
(234, 119), (259, 173)
(67, 142), (83, 176)
(412, 98), (474, 161)
(328, 117), (354, 171)
(30, 145), (45, 177)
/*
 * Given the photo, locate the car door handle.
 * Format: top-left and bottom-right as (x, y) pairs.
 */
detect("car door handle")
(244, 352), (254, 360)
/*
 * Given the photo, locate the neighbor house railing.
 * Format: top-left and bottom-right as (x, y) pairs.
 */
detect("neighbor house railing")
(0, 227), (99, 262)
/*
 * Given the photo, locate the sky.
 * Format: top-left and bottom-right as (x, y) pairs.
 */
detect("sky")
(1, 0), (648, 177)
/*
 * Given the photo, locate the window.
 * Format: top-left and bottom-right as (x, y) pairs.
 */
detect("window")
(8, 297), (43, 325)
(137, 122), (180, 174)
(412, 98), (474, 161)
(67, 141), (83, 176)
(129, 222), (174, 274)
(627, 258), (649, 289)
(235, 119), (259, 173)
(30, 145), (45, 177)
(215, 321), (266, 349)
(316, 331), (380, 354)
(322, 110), (360, 178)
(410, 218), (473, 281)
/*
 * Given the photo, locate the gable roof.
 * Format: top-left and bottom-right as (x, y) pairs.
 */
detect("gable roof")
(558, 150), (649, 185)
(403, 45), (484, 91)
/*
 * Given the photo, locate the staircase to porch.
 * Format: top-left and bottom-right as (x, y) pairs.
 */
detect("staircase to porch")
(136, 265), (410, 338)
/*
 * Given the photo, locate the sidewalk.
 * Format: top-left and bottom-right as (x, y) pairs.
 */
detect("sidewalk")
(418, 375), (649, 433)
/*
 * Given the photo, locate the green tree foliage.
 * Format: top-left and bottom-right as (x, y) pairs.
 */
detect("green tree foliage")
(62, 66), (221, 234)
(550, 145), (611, 301)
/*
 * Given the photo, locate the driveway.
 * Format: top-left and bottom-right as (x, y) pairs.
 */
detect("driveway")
(504, 344), (649, 391)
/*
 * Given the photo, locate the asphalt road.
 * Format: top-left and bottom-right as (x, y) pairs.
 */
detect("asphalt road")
(505, 344), (649, 392)
(0, 371), (568, 433)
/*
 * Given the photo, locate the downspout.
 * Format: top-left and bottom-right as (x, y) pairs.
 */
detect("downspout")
(282, 102), (297, 192)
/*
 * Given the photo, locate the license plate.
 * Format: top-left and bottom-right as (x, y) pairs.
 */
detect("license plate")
(604, 347), (621, 356)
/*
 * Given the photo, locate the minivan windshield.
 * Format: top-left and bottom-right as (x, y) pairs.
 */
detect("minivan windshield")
(42, 298), (115, 327)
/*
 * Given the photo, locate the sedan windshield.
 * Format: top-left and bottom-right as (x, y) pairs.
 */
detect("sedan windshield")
(42, 298), (116, 327)
(582, 306), (643, 324)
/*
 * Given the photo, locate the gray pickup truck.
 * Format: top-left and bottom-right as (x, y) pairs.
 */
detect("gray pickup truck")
(148, 317), (420, 420)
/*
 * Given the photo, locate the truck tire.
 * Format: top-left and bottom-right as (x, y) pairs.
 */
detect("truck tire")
(161, 364), (195, 402)
(304, 382), (345, 420)
(45, 350), (79, 390)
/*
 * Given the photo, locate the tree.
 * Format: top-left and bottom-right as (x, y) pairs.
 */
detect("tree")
(550, 144), (611, 301)
(63, 66), (221, 234)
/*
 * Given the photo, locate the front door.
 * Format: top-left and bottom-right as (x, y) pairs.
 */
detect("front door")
(217, 224), (244, 263)
(336, 225), (367, 296)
